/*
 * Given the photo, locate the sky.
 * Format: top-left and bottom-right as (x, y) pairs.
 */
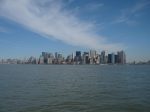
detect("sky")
(0, 0), (150, 62)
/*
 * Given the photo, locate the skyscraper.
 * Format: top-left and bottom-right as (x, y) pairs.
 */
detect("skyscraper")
(76, 51), (81, 57)
(39, 55), (44, 64)
(82, 52), (89, 64)
(100, 51), (106, 64)
(115, 54), (118, 64)
(89, 50), (97, 64)
(75, 51), (82, 64)
(111, 53), (115, 64)
(89, 50), (96, 58)
(55, 52), (58, 59)
(117, 51), (126, 64)
(108, 54), (112, 64)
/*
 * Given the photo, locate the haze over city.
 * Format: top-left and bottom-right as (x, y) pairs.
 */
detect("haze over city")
(0, 0), (150, 62)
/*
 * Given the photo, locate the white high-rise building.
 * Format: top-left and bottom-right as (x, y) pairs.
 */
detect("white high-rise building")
(39, 56), (44, 64)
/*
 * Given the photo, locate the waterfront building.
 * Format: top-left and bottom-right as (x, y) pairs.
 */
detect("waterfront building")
(89, 50), (96, 58)
(66, 55), (73, 64)
(0, 50), (127, 65)
(82, 52), (89, 64)
(47, 58), (53, 64)
(117, 51), (126, 64)
(108, 53), (115, 64)
(111, 53), (115, 64)
(28, 56), (36, 64)
(100, 51), (106, 64)
(95, 54), (100, 64)
(89, 50), (97, 64)
(74, 51), (82, 64)
(57, 53), (63, 64)
(55, 52), (58, 59)
(42, 52), (49, 64)
(115, 54), (118, 64)
(108, 54), (111, 64)
(76, 51), (81, 57)
(39, 55), (44, 64)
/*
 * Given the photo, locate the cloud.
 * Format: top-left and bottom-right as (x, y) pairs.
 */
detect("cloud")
(131, 0), (150, 13)
(85, 3), (104, 11)
(72, 2), (104, 14)
(0, 0), (124, 51)
(0, 26), (8, 33)
(114, 0), (150, 24)
(67, 0), (74, 4)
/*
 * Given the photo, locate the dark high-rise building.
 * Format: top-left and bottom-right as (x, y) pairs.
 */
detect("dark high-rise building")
(42, 52), (49, 64)
(75, 51), (82, 64)
(115, 54), (118, 63)
(76, 51), (81, 57)
(108, 54), (112, 63)
(42, 52), (54, 64)
(83, 52), (89, 64)
(107, 53), (115, 64)
(100, 51), (106, 64)
(117, 51), (126, 64)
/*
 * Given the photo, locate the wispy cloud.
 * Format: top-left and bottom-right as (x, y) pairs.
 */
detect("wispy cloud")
(67, 0), (74, 4)
(71, 2), (104, 14)
(85, 3), (104, 11)
(0, 0), (123, 51)
(114, 0), (150, 24)
(0, 26), (8, 33)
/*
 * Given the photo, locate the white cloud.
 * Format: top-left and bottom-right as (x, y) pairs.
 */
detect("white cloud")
(0, 0), (124, 51)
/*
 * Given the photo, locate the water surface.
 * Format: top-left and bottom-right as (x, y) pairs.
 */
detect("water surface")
(0, 64), (150, 112)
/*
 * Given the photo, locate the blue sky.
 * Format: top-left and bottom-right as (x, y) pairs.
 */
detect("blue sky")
(0, 0), (150, 62)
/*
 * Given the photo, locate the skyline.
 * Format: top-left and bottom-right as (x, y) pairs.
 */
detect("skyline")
(0, 0), (150, 62)
(0, 50), (126, 65)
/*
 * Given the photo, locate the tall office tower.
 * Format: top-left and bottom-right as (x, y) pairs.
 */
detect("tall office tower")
(58, 53), (63, 59)
(66, 54), (73, 64)
(48, 53), (54, 64)
(115, 54), (118, 64)
(39, 55), (44, 64)
(49, 53), (54, 58)
(108, 54), (112, 64)
(105, 55), (108, 64)
(55, 52), (58, 59)
(82, 52), (89, 64)
(100, 51), (106, 64)
(42, 52), (49, 58)
(111, 53), (115, 64)
(97, 54), (101, 64)
(75, 51), (82, 64)
(42, 52), (49, 64)
(72, 53), (74, 62)
(89, 50), (96, 58)
(76, 51), (81, 57)
(117, 51), (126, 64)
(57, 53), (63, 64)
(89, 50), (97, 64)
(108, 53), (115, 64)
(94, 54), (100, 64)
